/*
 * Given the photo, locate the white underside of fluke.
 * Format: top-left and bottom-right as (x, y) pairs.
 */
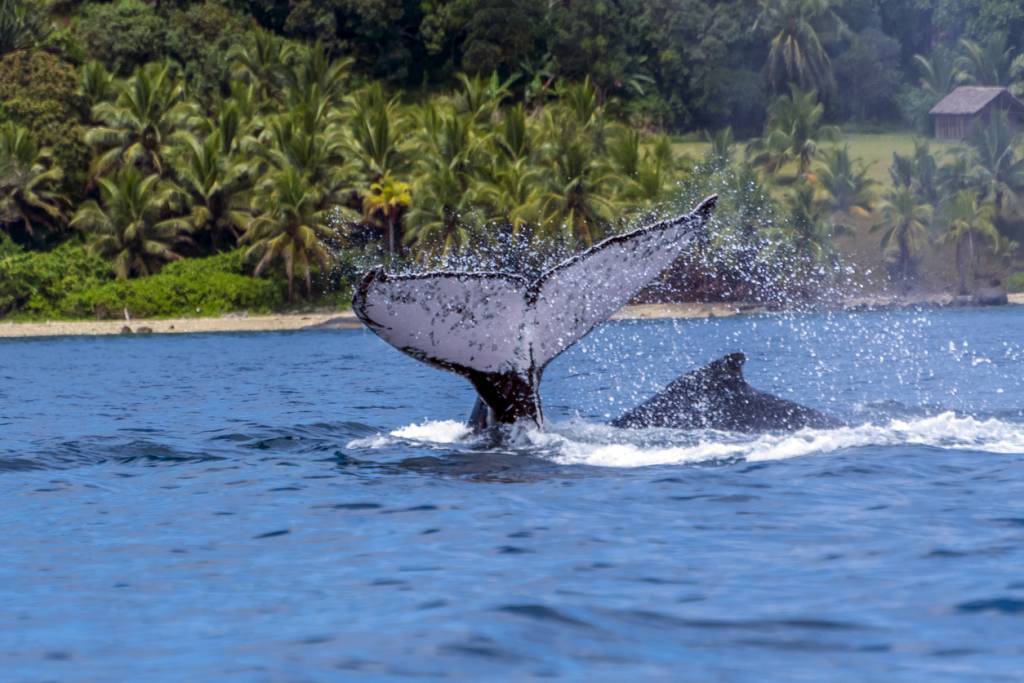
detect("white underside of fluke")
(353, 196), (717, 379)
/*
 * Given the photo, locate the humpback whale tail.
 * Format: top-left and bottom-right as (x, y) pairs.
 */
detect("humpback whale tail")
(352, 195), (718, 428)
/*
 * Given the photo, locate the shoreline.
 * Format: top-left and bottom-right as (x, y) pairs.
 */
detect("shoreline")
(1, 295), (1021, 339)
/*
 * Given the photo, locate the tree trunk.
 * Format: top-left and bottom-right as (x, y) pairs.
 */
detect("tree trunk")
(390, 208), (402, 257)
(967, 230), (977, 289)
(955, 237), (967, 295)
(898, 228), (911, 285)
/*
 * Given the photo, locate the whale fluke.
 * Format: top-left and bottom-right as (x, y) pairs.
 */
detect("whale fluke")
(612, 352), (843, 432)
(353, 195), (718, 428)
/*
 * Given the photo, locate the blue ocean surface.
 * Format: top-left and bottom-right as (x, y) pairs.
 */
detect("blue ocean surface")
(1, 307), (1023, 681)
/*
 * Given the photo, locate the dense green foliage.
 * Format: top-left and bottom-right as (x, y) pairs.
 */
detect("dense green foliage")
(1, 0), (1024, 320)
(56, 250), (285, 319)
(0, 246), (287, 319)
(0, 241), (109, 317)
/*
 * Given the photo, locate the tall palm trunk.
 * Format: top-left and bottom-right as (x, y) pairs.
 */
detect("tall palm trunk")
(387, 207), (402, 257)
(898, 228), (912, 285)
(966, 230), (977, 289)
(955, 237), (967, 295)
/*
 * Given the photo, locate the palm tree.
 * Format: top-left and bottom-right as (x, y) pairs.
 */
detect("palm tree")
(910, 142), (940, 205)
(86, 61), (188, 177)
(606, 125), (642, 188)
(79, 60), (117, 111)
(606, 127), (675, 205)
(539, 133), (616, 246)
(703, 127), (735, 171)
(941, 191), (999, 294)
(471, 157), (544, 233)
(242, 167), (340, 301)
(748, 85), (839, 180)
(956, 33), (1016, 87)
(815, 145), (875, 216)
(964, 110), (1024, 227)
(493, 103), (534, 163)
(888, 145), (936, 200)
(362, 173), (411, 257)
(256, 109), (352, 207)
(0, 0), (49, 55)
(1012, 54), (1024, 96)
(454, 72), (514, 122)
(0, 123), (66, 244)
(345, 83), (407, 182)
(228, 27), (289, 103)
(402, 106), (489, 259)
(754, 0), (845, 95)
(914, 47), (957, 100)
(555, 77), (603, 131)
(170, 131), (254, 252)
(745, 124), (791, 175)
(632, 135), (676, 204)
(786, 181), (837, 264)
(205, 101), (250, 157)
(872, 185), (932, 285)
(515, 52), (556, 107)
(405, 164), (477, 259)
(938, 153), (974, 199)
(71, 168), (190, 278)
(281, 42), (352, 110)
(416, 106), (487, 174)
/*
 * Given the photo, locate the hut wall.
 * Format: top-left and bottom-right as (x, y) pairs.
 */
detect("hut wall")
(934, 114), (967, 140)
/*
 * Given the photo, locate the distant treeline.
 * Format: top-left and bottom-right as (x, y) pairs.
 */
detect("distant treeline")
(2, 0), (1024, 319)
(37, 0), (1024, 133)
(7, 1), (1021, 134)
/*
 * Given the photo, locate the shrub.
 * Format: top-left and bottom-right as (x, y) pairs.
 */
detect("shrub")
(0, 232), (19, 257)
(164, 1), (248, 93)
(1006, 272), (1024, 293)
(0, 246), (353, 320)
(75, 0), (165, 75)
(0, 242), (110, 317)
(898, 87), (935, 136)
(0, 50), (91, 197)
(55, 250), (286, 319)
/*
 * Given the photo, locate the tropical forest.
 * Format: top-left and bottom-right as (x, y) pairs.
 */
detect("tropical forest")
(3, 0), (1024, 320)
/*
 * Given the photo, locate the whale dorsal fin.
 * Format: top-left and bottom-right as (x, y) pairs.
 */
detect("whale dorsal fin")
(706, 352), (747, 386)
(352, 195), (718, 426)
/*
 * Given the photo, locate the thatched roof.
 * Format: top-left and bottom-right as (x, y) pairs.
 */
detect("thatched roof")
(930, 86), (1024, 115)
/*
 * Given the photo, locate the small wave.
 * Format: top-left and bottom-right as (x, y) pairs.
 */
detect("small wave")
(393, 420), (473, 443)
(346, 420), (473, 449)
(347, 412), (1024, 468)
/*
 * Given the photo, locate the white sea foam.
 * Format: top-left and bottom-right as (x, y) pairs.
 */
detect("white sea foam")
(346, 419), (473, 449)
(344, 434), (394, 449)
(348, 412), (1024, 466)
(392, 420), (473, 443)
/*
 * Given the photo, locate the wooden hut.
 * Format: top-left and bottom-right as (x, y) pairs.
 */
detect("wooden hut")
(930, 86), (1024, 140)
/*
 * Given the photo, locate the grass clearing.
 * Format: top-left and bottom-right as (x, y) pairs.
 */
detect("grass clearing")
(671, 131), (959, 186)
(670, 131), (982, 293)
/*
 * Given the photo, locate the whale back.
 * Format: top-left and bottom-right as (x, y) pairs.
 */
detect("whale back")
(612, 352), (843, 432)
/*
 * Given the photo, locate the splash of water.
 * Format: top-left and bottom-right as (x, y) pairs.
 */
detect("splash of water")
(348, 412), (1024, 468)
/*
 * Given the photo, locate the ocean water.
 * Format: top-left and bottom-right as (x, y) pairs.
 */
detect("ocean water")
(1, 307), (1023, 681)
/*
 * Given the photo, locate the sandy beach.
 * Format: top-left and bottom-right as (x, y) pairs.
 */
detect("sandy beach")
(0, 312), (363, 338)
(1, 295), (1021, 338)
